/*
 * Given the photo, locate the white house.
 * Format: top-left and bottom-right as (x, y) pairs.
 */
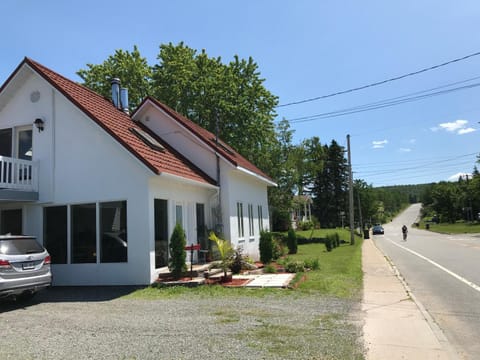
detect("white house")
(0, 58), (276, 286)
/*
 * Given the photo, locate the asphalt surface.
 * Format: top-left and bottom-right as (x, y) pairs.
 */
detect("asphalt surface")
(373, 204), (480, 359)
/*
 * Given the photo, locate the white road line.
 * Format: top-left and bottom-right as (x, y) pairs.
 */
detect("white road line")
(388, 239), (480, 293)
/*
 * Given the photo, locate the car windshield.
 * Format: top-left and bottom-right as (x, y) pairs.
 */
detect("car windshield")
(0, 238), (44, 255)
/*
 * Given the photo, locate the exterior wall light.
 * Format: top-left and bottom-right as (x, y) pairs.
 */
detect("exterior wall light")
(34, 118), (45, 132)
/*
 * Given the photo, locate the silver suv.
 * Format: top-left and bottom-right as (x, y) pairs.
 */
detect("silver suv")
(0, 235), (52, 300)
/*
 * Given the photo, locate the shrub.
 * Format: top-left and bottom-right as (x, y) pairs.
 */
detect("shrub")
(284, 260), (305, 273)
(272, 238), (287, 260)
(304, 258), (320, 270)
(263, 264), (278, 273)
(298, 220), (314, 230)
(259, 231), (273, 264)
(168, 223), (187, 279)
(325, 235), (334, 252)
(287, 228), (298, 254)
(334, 233), (340, 247)
(229, 247), (244, 274)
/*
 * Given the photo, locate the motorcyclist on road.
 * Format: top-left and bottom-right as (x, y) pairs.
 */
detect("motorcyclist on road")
(401, 225), (408, 241)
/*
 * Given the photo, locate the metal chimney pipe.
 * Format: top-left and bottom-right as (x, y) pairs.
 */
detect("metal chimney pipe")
(120, 87), (129, 114)
(111, 78), (120, 109)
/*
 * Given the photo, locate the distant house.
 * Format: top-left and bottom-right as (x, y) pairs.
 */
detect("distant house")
(290, 195), (313, 229)
(0, 58), (276, 286)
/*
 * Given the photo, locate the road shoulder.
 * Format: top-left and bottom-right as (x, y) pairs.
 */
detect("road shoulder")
(362, 237), (457, 359)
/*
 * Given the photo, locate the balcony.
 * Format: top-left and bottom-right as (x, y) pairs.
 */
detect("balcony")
(0, 156), (38, 201)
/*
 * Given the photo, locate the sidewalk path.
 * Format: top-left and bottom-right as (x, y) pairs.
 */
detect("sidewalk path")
(362, 238), (457, 359)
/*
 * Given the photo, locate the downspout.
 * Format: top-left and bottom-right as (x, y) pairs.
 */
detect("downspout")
(50, 88), (56, 200)
(214, 113), (223, 235)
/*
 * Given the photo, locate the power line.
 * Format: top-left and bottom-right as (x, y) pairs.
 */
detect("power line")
(287, 80), (480, 124)
(277, 50), (480, 108)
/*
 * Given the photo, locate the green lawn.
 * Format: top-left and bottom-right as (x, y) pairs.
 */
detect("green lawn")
(420, 221), (480, 234)
(287, 230), (363, 299)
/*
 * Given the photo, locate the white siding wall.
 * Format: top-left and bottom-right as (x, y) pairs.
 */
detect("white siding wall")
(224, 169), (270, 260)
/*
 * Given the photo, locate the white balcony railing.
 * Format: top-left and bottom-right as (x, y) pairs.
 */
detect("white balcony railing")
(0, 156), (38, 192)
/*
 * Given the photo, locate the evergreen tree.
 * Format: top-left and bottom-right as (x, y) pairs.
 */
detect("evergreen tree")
(312, 140), (348, 228)
(168, 223), (187, 279)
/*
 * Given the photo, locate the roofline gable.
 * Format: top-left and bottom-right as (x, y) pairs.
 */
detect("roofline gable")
(0, 57), (216, 187)
(134, 97), (276, 186)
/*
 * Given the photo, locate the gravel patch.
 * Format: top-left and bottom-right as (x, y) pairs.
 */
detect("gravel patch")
(0, 287), (364, 359)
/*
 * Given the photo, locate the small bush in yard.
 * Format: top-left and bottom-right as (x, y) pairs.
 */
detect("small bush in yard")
(325, 235), (333, 252)
(285, 260), (305, 273)
(259, 231), (273, 264)
(334, 232), (340, 247)
(168, 223), (187, 279)
(287, 228), (298, 254)
(272, 237), (287, 260)
(229, 247), (244, 274)
(303, 257), (320, 270)
(263, 264), (278, 273)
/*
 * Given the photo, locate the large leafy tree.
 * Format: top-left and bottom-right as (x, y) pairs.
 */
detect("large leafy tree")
(76, 45), (152, 110)
(152, 42), (278, 172)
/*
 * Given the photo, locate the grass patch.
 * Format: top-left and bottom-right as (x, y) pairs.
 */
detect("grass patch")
(421, 221), (480, 234)
(240, 314), (363, 359)
(123, 283), (283, 300)
(287, 237), (363, 298)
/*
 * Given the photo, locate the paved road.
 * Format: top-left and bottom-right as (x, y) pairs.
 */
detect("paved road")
(373, 204), (480, 359)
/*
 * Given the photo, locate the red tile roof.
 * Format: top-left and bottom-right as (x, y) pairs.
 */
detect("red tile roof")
(138, 97), (274, 183)
(19, 58), (216, 186)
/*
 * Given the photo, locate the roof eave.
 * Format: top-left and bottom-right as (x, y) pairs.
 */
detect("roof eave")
(236, 166), (277, 187)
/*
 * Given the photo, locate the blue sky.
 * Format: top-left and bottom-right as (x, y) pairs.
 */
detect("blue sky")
(1, 0), (479, 186)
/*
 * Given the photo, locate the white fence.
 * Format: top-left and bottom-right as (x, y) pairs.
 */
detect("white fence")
(0, 156), (38, 191)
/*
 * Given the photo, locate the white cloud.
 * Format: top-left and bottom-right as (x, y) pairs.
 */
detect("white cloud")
(458, 127), (476, 135)
(448, 172), (472, 182)
(439, 119), (468, 132)
(372, 140), (388, 149)
(399, 148), (411, 152)
(433, 119), (476, 135)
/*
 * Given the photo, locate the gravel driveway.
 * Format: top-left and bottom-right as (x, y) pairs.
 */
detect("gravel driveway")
(0, 287), (364, 359)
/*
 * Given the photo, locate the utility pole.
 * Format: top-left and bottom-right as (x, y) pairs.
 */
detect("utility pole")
(347, 134), (355, 245)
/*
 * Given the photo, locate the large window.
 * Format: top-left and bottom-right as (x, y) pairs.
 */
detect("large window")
(44, 206), (67, 264)
(248, 204), (254, 238)
(71, 203), (96, 263)
(44, 201), (128, 264)
(100, 201), (127, 263)
(237, 202), (244, 238)
(0, 209), (22, 235)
